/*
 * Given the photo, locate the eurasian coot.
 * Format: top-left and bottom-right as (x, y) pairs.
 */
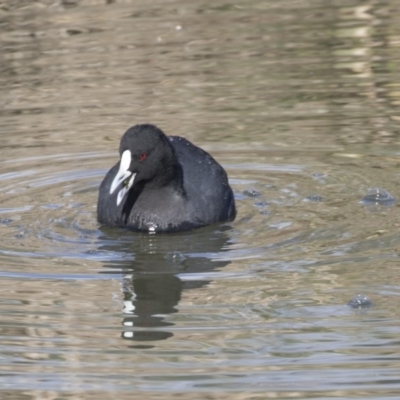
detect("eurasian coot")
(97, 124), (236, 232)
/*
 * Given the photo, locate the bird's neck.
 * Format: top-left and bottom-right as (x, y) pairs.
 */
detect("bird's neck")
(145, 163), (184, 195)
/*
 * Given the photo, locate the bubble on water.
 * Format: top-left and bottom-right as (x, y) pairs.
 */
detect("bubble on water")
(347, 294), (373, 309)
(243, 189), (261, 198)
(360, 188), (395, 206)
(303, 195), (323, 202)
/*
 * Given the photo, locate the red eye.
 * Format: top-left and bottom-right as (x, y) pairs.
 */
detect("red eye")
(139, 153), (147, 161)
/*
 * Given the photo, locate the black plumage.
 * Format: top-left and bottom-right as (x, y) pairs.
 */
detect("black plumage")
(97, 124), (236, 232)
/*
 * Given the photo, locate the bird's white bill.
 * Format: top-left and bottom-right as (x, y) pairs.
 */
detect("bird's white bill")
(116, 173), (135, 206)
(110, 150), (136, 206)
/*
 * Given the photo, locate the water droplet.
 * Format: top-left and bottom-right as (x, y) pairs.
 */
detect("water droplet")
(147, 223), (158, 233)
(347, 294), (373, 309)
(165, 251), (186, 264)
(243, 189), (260, 198)
(360, 188), (395, 206)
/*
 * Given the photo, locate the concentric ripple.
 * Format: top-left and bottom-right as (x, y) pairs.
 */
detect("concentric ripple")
(1, 148), (399, 278)
(1, 141), (400, 397)
(0, 152), (114, 272)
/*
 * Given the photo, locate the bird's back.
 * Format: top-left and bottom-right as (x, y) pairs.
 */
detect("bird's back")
(169, 136), (236, 224)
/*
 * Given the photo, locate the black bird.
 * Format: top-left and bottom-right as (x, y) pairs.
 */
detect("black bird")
(97, 124), (236, 232)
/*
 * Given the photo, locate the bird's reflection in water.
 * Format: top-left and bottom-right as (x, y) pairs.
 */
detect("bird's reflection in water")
(99, 225), (233, 342)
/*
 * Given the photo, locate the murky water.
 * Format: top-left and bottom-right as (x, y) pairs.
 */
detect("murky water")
(1, 0), (400, 398)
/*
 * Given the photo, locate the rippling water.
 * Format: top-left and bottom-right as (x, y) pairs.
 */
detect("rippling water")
(1, 0), (400, 398)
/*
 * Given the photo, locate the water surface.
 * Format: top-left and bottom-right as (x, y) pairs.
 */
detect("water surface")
(1, 0), (400, 398)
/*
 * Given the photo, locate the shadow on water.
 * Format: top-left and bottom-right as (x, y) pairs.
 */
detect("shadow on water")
(98, 224), (234, 343)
